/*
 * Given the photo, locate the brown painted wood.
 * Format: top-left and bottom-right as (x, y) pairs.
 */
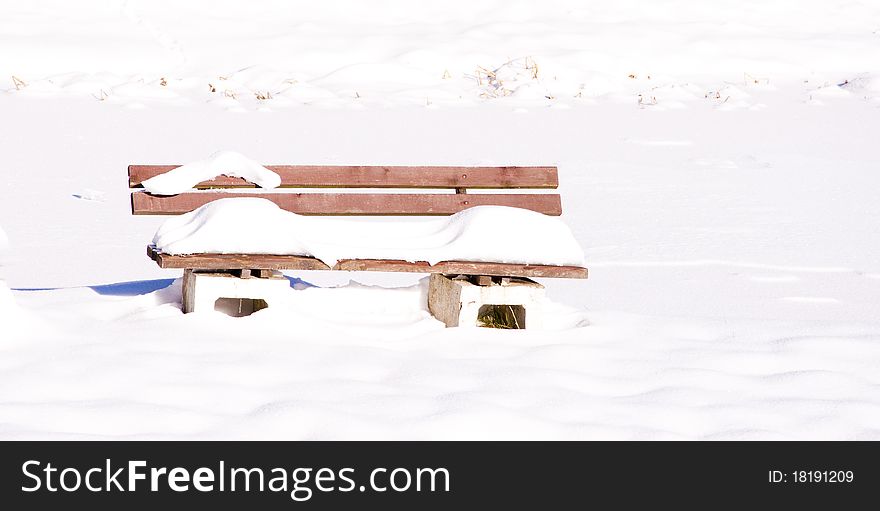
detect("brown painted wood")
(131, 191), (563, 216)
(334, 260), (586, 278)
(147, 247), (587, 279)
(157, 251), (332, 271)
(129, 165), (558, 189)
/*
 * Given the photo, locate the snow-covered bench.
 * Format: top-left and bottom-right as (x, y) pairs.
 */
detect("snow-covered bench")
(129, 161), (587, 328)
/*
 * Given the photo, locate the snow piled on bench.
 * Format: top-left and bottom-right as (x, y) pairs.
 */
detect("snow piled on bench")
(141, 151), (281, 195)
(0, 223), (18, 324)
(3, 0), (880, 441)
(152, 198), (586, 267)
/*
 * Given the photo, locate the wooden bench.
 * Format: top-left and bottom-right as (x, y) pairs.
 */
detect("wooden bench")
(129, 164), (588, 327)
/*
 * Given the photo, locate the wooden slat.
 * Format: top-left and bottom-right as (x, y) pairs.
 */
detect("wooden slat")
(334, 260), (587, 278)
(471, 275), (493, 286)
(129, 165), (559, 189)
(132, 191), (563, 216)
(147, 246), (588, 279)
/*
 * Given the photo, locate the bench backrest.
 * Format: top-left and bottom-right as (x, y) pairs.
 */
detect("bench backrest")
(129, 165), (562, 216)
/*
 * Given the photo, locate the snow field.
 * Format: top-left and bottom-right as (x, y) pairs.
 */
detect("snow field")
(0, 0), (878, 439)
(2, 1), (879, 110)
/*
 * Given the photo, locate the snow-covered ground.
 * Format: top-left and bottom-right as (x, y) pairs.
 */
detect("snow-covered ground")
(1, 0), (879, 439)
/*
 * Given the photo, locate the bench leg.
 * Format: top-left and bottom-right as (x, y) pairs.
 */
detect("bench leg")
(427, 273), (545, 329)
(181, 269), (289, 315)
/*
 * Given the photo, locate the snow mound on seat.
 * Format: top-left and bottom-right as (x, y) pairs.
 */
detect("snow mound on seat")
(152, 198), (585, 267)
(152, 198), (310, 257)
(140, 151), (281, 195)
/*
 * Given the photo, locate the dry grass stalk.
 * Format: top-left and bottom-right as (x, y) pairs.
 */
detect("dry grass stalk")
(471, 56), (541, 99)
(744, 73), (769, 85)
(11, 75), (27, 90)
(477, 305), (522, 329)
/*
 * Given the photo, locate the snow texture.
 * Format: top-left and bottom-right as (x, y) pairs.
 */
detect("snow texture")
(140, 151), (281, 195)
(0, 1), (878, 440)
(152, 198), (586, 267)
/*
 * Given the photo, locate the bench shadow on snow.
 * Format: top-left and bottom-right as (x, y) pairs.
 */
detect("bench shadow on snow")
(87, 276), (317, 296)
(88, 279), (177, 296)
(16, 276), (317, 297)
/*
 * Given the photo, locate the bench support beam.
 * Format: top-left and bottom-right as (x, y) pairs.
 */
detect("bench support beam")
(149, 245), (587, 279)
(427, 273), (545, 329)
(182, 269), (289, 315)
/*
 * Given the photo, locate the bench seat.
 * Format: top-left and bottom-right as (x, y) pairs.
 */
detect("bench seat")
(147, 244), (588, 279)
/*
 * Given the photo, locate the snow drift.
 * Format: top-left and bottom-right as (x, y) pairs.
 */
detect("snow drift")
(152, 198), (586, 267)
(0, 223), (18, 322)
(0, 223), (8, 254)
(141, 151), (281, 195)
(0, 280), (15, 316)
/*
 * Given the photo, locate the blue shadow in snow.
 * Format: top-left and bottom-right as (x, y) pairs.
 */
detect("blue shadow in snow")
(14, 279), (175, 296)
(89, 279), (177, 296)
(286, 276), (317, 289)
(15, 276), (316, 295)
